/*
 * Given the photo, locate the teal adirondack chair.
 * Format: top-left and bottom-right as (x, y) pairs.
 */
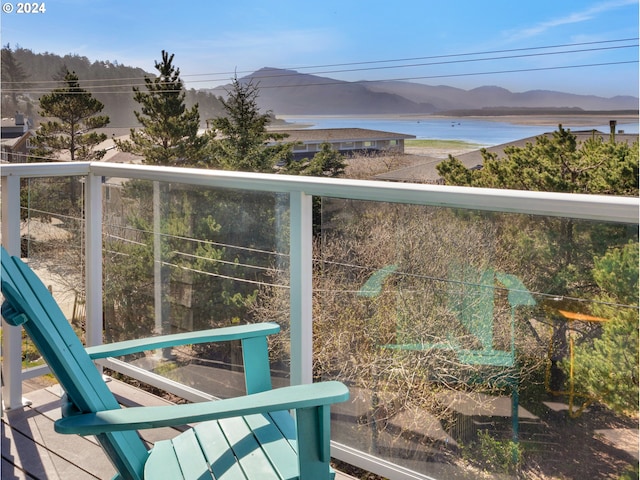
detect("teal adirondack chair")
(445, 266), (536, 367)
(358, 264), (535, 441)
(1, 246), (349, 480)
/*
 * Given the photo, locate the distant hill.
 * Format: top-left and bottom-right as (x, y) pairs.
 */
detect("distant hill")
(5, 48), (638, 123)
(209, 67), (639, 115)
(209, 68), (436, 115)
(367, 81), (638, 111)
(3, 47), (226, 129)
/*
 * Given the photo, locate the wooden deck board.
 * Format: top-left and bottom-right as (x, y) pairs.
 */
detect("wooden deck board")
(2, 412), (107, 479)
(2, 378), (356, 479)
(2, 456), (34, 479)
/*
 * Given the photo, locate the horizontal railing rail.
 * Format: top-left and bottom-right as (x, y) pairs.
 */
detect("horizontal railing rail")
(3, 161), (638, 222)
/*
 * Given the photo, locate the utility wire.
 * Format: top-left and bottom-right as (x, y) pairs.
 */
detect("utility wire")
(21, 202), (638, 311)
(162, 260), (289, 289)
(2, 39), (637, 94)
(172, 250), (275, 272)
(3, 37), (637, 86)
(101, 222), (286, 257)
(209, 44), (639, 80)
(5, 58), (637, 96)
(314, 258), (640, 311)
(276, 37), (640, 71)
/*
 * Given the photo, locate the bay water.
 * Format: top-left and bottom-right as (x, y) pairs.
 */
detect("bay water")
(279, 116), (638, 147)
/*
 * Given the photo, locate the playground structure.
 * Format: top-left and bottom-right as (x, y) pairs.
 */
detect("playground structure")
(544, 306), (609, 418)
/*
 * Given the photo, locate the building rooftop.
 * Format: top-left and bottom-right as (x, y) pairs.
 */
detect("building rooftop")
(269, 127), (416, 143)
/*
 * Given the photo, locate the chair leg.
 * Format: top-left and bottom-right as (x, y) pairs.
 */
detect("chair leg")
(511, 385), (519, 443)
(296, 405), (334, 480)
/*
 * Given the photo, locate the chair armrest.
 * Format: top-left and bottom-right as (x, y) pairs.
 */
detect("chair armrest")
(85, 322), (280, 359)
(54, 381), (349, 435)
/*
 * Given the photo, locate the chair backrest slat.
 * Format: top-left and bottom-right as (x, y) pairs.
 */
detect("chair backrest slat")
(1, 247), (148, 480)
(449, 266), (496, 350)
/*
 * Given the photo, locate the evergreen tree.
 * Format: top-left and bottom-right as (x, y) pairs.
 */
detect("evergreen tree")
(435, 126), (638, 296)
(436, 125), (639, 409)
(31, 69), (109, 163)
(206, 76), (291, 172)
(117, 50), (204, 166)
(437, 125), (639, 196)
(572, 241), (639, 414)
(52, 63), (71, 82)
(28, 69), (109, 208)
(1, 44), (29, 112)
(281, 142), (346, 177)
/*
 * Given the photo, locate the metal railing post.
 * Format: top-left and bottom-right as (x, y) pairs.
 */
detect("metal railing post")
(85, 172), (103, 348)
(289, 190), (313, 385)
(1, 174), (26, 409)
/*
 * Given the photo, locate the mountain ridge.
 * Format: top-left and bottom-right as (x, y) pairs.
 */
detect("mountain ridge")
(209, 67), (638, 115)
(4, 47), (638, 120)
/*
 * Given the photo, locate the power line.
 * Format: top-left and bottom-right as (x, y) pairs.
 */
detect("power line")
(282, 37), (640, 71)
(2, 39), (637, 94)
(172, 250), (276, 272)
(101, 222), (286, 258)
(19, 202), (638, 312)
(314, 258), (640, 311)
(5, 59), (637, 96)
(215, 44), (639, 80)
(163, 260), (289, 289)
(152, 38), (640, 80)
(328, 60), (640, 85)
(4, 37), (637, 86)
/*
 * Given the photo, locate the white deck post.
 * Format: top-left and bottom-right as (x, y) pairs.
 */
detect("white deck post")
(85, 172), (103, 348)
(289, 191), (313, 385)
(1, 174), (26, 409)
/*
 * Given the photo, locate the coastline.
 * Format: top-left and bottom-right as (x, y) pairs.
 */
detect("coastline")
(278, 113), (639, 127)
(275, 113), (638, 147)
(427, 113), (639, 127)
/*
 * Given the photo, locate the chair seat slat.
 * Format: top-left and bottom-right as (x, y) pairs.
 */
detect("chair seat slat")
(193, 421), (247, 480)
(218, 417), (282, 479)
(144, 439), (187, 479)
(172, 428), (215, 480)
(243, 413), (299, 480)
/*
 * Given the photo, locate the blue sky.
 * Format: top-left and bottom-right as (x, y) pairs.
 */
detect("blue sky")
(1, 0), (638, 97)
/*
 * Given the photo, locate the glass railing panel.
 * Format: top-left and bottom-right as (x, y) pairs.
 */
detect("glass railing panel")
(15, 175), (86, 370)
(317, 197), (639, 479)
(102, 177), (291, 398)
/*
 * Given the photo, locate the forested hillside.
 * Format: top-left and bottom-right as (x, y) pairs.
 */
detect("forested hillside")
(4, 47), (637, 125)
(209, 67), (638, 115)
(1, 46), (226, 128)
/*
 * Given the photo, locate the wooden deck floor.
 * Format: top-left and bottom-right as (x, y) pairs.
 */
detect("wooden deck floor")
(2, 377), (356, 480)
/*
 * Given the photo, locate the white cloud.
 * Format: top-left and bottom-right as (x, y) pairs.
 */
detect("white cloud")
(505, 0), (638, 41)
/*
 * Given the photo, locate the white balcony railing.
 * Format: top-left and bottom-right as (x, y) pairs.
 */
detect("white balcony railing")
(2, 161), (638, 480)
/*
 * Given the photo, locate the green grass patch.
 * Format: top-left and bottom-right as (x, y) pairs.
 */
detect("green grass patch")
(405, 139), (483, 149)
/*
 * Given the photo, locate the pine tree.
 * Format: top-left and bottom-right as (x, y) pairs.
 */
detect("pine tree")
(116, 50), (204, 166)
(31, 69), (109, 162)
(1, 44), (29, 112)
(437, 125), (638, 196)
(29, 69), (109, 207)
(280, 142), (346, 177)
(207, 76), (291, 172)
(572, 241), (639, 414)
(436, 126), (639, 408)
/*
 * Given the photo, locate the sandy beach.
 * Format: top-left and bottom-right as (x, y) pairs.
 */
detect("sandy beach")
(404, 144), (478, 158)
(426, 113), (639, 127)
(281, 112), (638, 127)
